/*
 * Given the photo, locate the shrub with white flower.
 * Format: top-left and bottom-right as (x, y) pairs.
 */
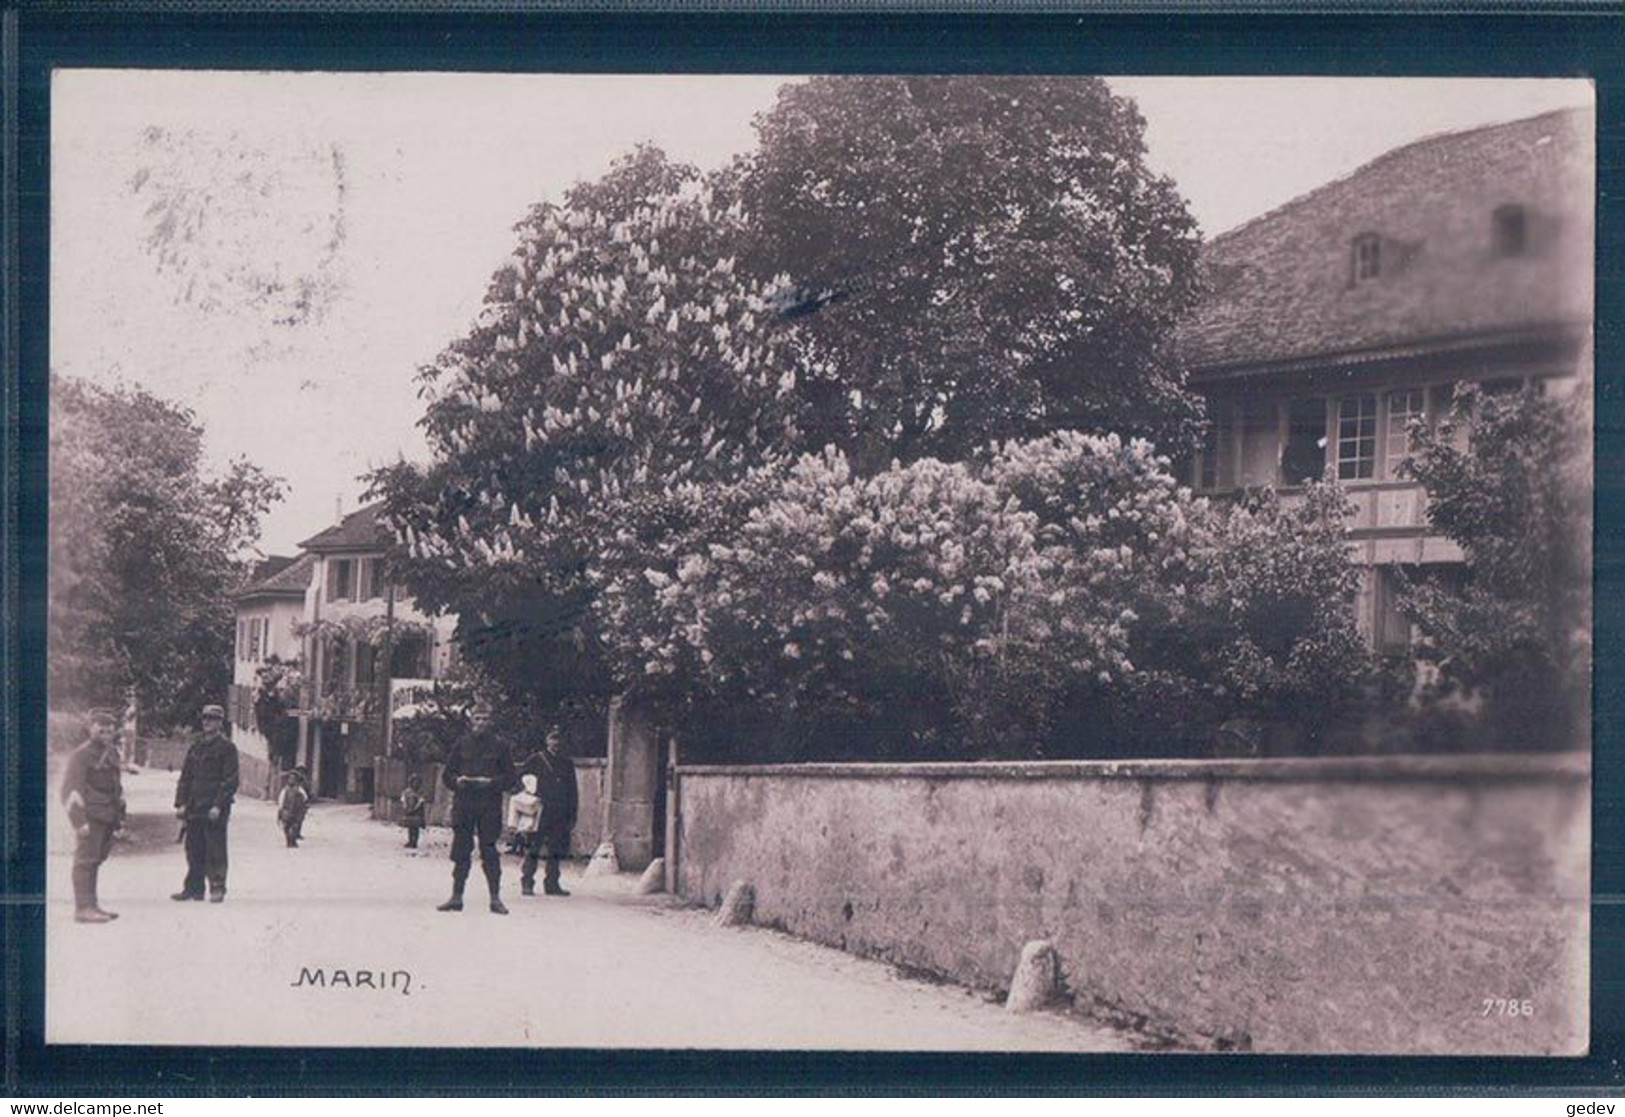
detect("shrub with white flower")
(602, 432), (1370, 759)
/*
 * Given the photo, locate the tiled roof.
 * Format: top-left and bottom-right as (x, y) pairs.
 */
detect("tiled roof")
(1178, 106), (1594, 377)
(237, 553), (316, 601)
(248, 555), (298, 584)
(297, 502), (389, 554)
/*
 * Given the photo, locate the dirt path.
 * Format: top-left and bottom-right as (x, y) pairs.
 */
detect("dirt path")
(46, 768), (1137, 1051)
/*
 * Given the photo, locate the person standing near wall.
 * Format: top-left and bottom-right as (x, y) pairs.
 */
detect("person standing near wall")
(520, 725), (578, 898)
(60, 708), (127, 923)
(400, 773), (427, 849)
(171, 704), (239, 903)
(437, 699), (519, 914)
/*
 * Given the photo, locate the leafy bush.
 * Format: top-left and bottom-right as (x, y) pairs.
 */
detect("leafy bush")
(598, 433), (1371, 760)
(252, 656), (303, 769)
(1399, 381), (1591, 750)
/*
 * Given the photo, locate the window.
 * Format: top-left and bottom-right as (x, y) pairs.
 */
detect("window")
(1198, 417), (1220, 490)
(1197, 406), (1234, 491)
(328, 558), (355, 603)
(236, 619), (246, 662)
(1384, 389), (1427, 479)
(355, 642), (377, 689)
(1282, 399), (1328, 485)
(1337, 395), (1377, 480)
(1494, 204), (1528, 256)
(1352, 233), (1381, 283)
(236, 683), (254, 731)
(391, 629), (433, 679)
(1375, 567), (1415, 655)
(247, 617), (262, 662)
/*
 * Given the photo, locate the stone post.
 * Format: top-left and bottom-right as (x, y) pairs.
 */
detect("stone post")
(604, 695), (660, 872)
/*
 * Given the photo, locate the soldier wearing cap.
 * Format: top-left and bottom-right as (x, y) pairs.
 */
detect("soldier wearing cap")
(172, 703), (239, 903)
(437, 697), (519, 914)
(60, 708), (127, 923)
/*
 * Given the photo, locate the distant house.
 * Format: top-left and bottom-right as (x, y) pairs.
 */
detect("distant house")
(1177, 106), (1594, 651)
(229, 554), (314, 793)
(294, 503), (458, 801)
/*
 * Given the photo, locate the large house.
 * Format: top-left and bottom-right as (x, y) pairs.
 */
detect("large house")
(228, 553), (315, 794)
(293, 503), (459, 800)
(1177, 105), (1594, 651)
(230, 504), (458, 801)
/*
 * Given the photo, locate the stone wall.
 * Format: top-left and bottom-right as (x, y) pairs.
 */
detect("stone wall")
(673, 754), (1588, 1054)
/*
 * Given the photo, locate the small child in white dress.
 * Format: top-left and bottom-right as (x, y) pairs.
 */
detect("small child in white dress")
(504, 773), (541, 853)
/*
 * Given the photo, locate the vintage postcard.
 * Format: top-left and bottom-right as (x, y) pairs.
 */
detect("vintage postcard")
(46, 71), (1592, 1054)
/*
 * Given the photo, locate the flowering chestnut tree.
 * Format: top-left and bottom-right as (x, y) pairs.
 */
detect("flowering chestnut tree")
(370, 146), (809, 709)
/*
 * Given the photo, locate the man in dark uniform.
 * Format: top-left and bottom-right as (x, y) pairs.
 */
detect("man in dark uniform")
(172, 704), (239, 903)
(520, 726), (578, 898)
(60, 708), (127, 923)
(438, 700), (519, 914)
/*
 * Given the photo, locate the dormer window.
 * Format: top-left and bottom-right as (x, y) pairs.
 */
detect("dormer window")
(1494, 204), (1528, 256)
(1352, 233), (1381, 283)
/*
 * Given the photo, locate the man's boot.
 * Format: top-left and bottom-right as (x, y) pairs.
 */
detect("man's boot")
(543, 858), (570, 897)
(484, 863), (507, 914)
(437, 872), (467, 911)
(72, 865), (110, 923)
(88, 864), (118, 920)
(171, 890), (204, 901)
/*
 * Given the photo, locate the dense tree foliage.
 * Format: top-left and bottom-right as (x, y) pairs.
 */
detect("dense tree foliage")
(599, 436), (1368, 760)
(737, 76), (1206, 467)
(1400, 381), (1591, 750)
(370, 145), (807, 716)
(252, 656), (304, 768)
(373, 78), (1212, 737)
(50, 374), (285, 730)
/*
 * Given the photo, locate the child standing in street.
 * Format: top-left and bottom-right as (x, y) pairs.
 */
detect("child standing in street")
(505, 773), (541, 855)
(277, 767), (310, 848)
(400, 773), (428, 849)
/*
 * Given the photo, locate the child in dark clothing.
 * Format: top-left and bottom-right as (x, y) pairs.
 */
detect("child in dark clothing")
(400, 774), (428, 849)
(277, 767), (310, 848)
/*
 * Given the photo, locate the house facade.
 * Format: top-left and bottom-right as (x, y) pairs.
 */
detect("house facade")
(294, 503), (459, 801)
(1177, 106), (1594, 650)
(228, 554), (313, 795)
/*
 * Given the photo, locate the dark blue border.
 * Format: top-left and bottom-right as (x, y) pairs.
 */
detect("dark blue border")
(7, 8), (1624, 1096)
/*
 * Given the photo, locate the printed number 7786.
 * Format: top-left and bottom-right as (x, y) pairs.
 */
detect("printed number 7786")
(1482, 998), (1534, 1017)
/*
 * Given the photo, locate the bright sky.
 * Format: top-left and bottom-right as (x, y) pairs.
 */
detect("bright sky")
(51, 72), (1593, 554)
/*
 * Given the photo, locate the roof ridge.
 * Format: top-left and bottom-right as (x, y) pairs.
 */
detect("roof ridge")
(1209, 103), (1592, 245)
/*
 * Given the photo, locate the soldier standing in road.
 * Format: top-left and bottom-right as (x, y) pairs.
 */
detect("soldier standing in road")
(520, 725), (578, 898)
(172, 704), (239, 903)
(437, 700), (519, 914)
(60, 708), (127, 923)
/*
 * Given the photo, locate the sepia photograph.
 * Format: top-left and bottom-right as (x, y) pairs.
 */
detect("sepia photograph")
(44, 70), (1593, 1055)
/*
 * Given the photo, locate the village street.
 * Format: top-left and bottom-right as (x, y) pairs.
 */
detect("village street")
(46, 766), (1135, 1051)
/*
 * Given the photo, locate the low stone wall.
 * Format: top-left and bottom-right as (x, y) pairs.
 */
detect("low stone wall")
(571, 758), (606, 856)
(673, 754), (1588, 1054)
(133, 738), (269, 800)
